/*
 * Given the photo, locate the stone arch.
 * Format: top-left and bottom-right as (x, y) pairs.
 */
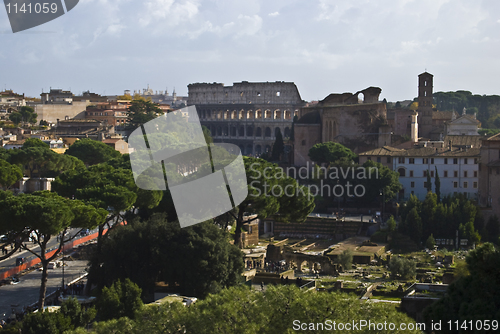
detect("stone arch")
(231, 110), (237, 119)
(284, 110), (291, 120)
(231, 126), (237, 137)
(255, 145), (262, 155)
(247, 110), (254, 119)
(264, 127), (271, 138)
(238, 126), (245, 137)
(218, 111), (223, 119)
(256, 127), (262, 137)
(217, 126), (222, 136)
(274, 110), (281, 119)
(398, 167), (406, 177)
(223, 126), (229, 136)
(246, 144), (253, 155)
(247, 125), (254, 137)
(256, 109), (262, 119)
(239, 110), (245, 119)
(224, 111), (230, 119)
(265, 109), (272, 119)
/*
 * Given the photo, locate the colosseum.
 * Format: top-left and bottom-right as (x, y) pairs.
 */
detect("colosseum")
(187, 81), (304, 156)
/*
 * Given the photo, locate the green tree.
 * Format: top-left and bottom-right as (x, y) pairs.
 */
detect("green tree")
(386, 215), (397, 233)
(405, 207), (422, 244)
(8, 143), (83, 178)
(435, 166), (441, 202)
(60, 296), (97, 329)
(8, 111), (22, 125)
(388, 256), (416, 280)
(65, 138), (121, 166)
(127, 99), (162, 129)
(425, 233), (436, 249)
(359, 160), (402, 204)
(423, 243), (500, 333)
(21, 309), (71, 334)
(338, 249), (353, 269)
(232, 157), (315, 247)
(0, 159), (22, 190)
(271, 128), (284, 161)
(426, 170), (432, 192)
(308, 142), (356, 166)
(0, 191), (107, 309)
(96, 279), (143, 321)
(19, 106), (37, 124)
(90, 214), (244, 299)
(84, 285), (422, 334)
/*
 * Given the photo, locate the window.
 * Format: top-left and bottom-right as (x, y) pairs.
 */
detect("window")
(464, 182), (468, 189)
(431, 158), (434, 164)
(376, 157), (381, 163)
(398, 157), (405, 164)
(411, 182), (415, 188)
(444, 158), (448, 164)
(474, 158), (478, 164)
(423, 158), (428, 164)
(423, 181), (428, 188)
(423, 170), (427, 177)
(409, 170), (414, 177)
(454, 171), (458, 178)
(409, 158), (415, 164)
(464, 158), (468, 164)
(398, 168), (406, 177)
(453, 158), (458, 164)
(473, 181), (478, 188)
(387, 157), (392, 163)
(474, 171), (478, 177)
(464, 171), (468, 177)
(453, 181), (458, 188)
(431, 171), (434, 177)
(444, 171), (448, 177)
(301, 140), (306, 146)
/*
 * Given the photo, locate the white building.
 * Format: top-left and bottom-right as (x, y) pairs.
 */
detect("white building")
(445, 109), (481, 136)
(359, 135), (481, 201)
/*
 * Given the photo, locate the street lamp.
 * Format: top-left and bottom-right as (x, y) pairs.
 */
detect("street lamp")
(379, 189), (385, 223)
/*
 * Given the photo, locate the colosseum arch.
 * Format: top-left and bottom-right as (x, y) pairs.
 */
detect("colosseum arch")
(264, 127), (271, 138)
(247, 110), (254, 119)
(265, 110), (272, 119)
(256, 109), (262, 119)
(239, 110), (245, 119)
(238, 126), (245, 137)
(231, 111), (237, 119)
(255, 145), (262, 155)
(255, 127), (262, 137)
(284, 127), (291, 138)
(284, 110), (291, 120)
(231, 126), (237, 137)
(274, 110), (281, 119)
(246, 144), (253, 155)
(247, 125), (254, 137)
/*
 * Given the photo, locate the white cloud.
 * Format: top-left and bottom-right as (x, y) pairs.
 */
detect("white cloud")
(268, 12), (279, 17)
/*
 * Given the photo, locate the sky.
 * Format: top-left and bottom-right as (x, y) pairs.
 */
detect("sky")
(1, 0), (500, 102)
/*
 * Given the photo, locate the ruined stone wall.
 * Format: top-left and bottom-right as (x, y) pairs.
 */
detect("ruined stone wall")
(294, 124), (321, 166)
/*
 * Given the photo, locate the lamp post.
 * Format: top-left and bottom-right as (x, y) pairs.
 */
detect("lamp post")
(379, 189), (385, 223)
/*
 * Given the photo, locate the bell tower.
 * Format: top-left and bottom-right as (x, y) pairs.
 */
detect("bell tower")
(418, 72), (433, 138)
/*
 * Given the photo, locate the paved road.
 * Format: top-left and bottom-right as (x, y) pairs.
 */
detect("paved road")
(0, 260), (88, 321)
(0, 228), (98, 273)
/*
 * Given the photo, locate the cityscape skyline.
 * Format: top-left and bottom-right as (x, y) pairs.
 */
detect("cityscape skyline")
(1, 0), (500, 101)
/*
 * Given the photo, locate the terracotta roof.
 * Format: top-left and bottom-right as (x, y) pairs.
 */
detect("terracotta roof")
(485, 133), (500, 141)
(359, 146), (405, 156)
(443, 135), (481, 147)
(359, 145), (480, 158)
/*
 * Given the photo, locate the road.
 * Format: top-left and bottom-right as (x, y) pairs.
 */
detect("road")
(0, 260), (88, 321)
(0, 227), (98, 273)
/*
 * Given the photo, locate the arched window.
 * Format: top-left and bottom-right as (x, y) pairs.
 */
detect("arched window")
(398, 168), (406, 177)
(247, 125), (254, 137)
(264, 127), (271, 138)
(255, 127), (262, 137)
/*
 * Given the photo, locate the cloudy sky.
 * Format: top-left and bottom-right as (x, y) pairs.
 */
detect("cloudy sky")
(1, 0), (499, 102)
